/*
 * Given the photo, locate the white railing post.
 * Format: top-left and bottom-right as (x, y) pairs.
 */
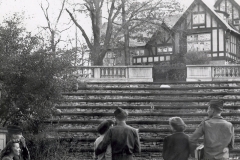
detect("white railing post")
(94, 67), (101, 78)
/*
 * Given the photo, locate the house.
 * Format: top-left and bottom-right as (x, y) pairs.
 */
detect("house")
(132, 0), (240, 65)
(102, 24), (150, 66)
(103, 0), (240, 66)
(132, 15), (181, 65)
(171, 0), (240, 64)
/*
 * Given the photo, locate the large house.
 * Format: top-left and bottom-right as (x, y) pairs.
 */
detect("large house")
(171, 0), (240, 65)
(103, 0), (240, 66)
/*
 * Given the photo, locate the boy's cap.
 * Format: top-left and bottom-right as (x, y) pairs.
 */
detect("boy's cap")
(7, 125), (22, 134)
(209, 100), (223, 111)
(97, 120), (114, 135)
(114, 107), (128, 119)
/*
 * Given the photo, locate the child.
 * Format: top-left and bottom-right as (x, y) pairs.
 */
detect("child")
(162, 117), (190, 160)
(7, 125), (30, 160)
(94, 120), (114, 160)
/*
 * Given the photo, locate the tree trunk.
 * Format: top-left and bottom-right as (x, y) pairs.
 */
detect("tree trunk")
(122, 0), (130, 65)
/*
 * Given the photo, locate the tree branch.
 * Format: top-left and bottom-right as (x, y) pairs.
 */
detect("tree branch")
(56, 0), (67, 27)
(66, 9), (93, 50)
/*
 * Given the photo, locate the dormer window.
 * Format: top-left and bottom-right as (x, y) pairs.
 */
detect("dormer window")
(192, 13), (205, 25)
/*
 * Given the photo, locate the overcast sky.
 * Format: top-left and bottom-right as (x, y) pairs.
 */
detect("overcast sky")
(0, 0), (232, 44)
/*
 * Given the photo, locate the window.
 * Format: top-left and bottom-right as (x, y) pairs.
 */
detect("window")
(193, 13), (205, 25)
(157, 46), (173, 55)
(135, 49), (145, 56)
(234, 20), (240, 25)
(230, 35), (237, 54)
(103, 51), (116, 66)
(187, 33), (211, 52)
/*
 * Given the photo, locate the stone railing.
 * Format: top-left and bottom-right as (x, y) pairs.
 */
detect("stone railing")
(186, 65), (240, 81)
(68, 66), (153, 82)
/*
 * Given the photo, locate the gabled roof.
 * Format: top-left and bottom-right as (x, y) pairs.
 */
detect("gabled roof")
(214, 0), (240, 9)
(172, 0), (240, 35)
(163, 14), (182, 29)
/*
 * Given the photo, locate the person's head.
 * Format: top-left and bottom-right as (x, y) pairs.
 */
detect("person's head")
(114, 107), (128, 122)
(97, 120), (114, 135)
(207, 100), (223, 118)
(7, 125), (23, 140)
(169, 117), (186, 132)
(0, 141), (21, 159)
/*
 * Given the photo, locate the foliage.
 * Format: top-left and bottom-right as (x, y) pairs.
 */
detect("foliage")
(67, 0), (183, 65)
(153, 62), (186, 82)
(27, 134), (71, 160)
(184, 52), (211, 65)
(153, 52), (211, 81)
(0, 15), (76, 133)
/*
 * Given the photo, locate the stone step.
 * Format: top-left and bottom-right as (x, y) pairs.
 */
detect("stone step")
(62, 92), (240, 96)
(85, 81), (240, 87)
(54, 112), (240, 117)
(45, 119), (240, 125)
(52, 128), (240, 133)
(54, 137), (240, 145)
(78, 86), (240, 90)
(56, 105), (240, 110)
(61, 98), (240, 103)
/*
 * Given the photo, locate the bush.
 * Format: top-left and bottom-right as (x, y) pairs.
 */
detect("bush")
(153, 62), (186, 82)
(27, 135), (70, 160)
(184, 52), (210, 65)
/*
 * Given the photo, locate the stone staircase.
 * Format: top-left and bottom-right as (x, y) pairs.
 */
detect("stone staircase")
(45, 81), (240, 160)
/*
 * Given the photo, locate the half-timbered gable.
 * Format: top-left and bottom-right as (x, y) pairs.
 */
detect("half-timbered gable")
(132, 15), (180, 65)
(214, 0), (240, 31)
(173, 0), (240, 64)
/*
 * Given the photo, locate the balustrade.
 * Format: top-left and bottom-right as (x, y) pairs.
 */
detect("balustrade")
(67, 66), (153, 82)
(187, 65), (240, 81)
(100, 67), (126, 78)
(213, 66), (240, 78)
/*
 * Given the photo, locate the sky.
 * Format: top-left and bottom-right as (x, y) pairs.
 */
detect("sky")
(0, 0), (230, 46)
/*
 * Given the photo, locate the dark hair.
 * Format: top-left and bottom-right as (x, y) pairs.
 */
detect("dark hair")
(170, 123), (186, 132)
(0, 141), (19, 159)
(169, 117), (186, 132)
(97, 120), (114, 135)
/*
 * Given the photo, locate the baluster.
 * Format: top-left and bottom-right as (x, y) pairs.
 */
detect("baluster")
(237, 67), (240, 77)
(230, 67), (233, 77)
(232, 67), (235, 77)
(213, 67), (216, 77)
(108, 68), (110, 78)
(221, 67), (225, 77)
(110, 68), (113, 78)
(215, 67), (219, 77)
(121, 68), (124, 78)
(224, 67), (228, 77)
(100, 68), (103, 78)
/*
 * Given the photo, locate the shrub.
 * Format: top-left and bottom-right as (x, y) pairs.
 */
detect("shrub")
(153, 62), (186, 82)
(184, 52), (210, 65)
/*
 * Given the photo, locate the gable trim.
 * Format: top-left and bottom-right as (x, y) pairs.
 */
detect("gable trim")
(173, 0), (229, 32)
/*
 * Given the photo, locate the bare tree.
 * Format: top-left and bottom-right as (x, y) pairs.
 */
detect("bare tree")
(40, 0), (72, 55)
(66, 0), (182, 65)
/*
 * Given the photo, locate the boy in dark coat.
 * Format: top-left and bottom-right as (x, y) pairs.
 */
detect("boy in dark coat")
(162, 117), (190, 160)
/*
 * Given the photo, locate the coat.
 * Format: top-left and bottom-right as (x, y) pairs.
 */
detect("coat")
(163, 132), (190, 160)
